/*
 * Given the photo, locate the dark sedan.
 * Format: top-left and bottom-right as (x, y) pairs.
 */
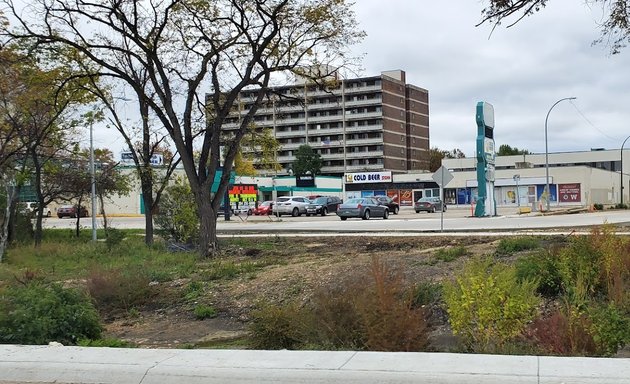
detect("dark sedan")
(374, 196), (400, 214)
(336, 197), (389, 220)
(306, 196), (342, 216)
(414, 197), (446, 213)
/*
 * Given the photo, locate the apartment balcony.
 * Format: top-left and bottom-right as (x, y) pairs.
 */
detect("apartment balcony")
(275, 130), (307, 138)
(346, 150), (384, 159)
(276, 116), (307, 125)
(345, 137), (383, 146)
(308, 126), (344, 136)
(345, 163), (384, 172)
(278, 142), (304, 150)
(321, 165), (347, 173)
(306, 102), (342, 111)
(307, 140), (344, 148)
(344, 111), (382, 121)
(307, 114), (344, 124)
(320, 153), (345, 160)
(276, 155), (296, 163)
(343, 85), (382, 94)
(345, 124), (384, 133)
(344, 98), (382, 108)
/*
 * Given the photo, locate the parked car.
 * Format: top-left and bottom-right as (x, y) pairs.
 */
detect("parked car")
(19, 202), (52, 217)
(374, 196), (400, 215)
(336, 197), (389, 220)
(274, 196), (311, 217)
(233, 204), (253, 215)
(414, 197), (447, 213)
(57, 205), (89, 218)
(253, 201), (274, 215)
(306, 196), (342, 216)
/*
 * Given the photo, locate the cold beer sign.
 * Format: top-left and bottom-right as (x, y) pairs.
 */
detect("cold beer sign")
(558, 183), (581, 203)
(345, 171), (392, 184)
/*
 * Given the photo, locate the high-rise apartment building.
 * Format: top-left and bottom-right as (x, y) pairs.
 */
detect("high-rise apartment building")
(222, 70), (429, 176)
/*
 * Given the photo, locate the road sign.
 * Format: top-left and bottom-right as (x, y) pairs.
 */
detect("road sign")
(432, 166), (454, 187)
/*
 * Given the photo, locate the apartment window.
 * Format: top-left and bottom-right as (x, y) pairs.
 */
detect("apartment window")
(400, 136), (404, 142)
(401, 160), (405, 166)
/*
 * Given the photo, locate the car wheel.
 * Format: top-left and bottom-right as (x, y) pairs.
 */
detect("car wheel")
(362, 209), (370, 220)
(383, 209), (389, 219)
(393, 206), (399, 215)
(340, 217), (347, 221)
(306, 213), (311, 217)
(321, 207), (328, 216)
(443, 205), (447, 211)
(430, 207), (435, 213)
(415, 210), (420, 214)
(57, 215), (63, 219)
(291, 207), (299, 217)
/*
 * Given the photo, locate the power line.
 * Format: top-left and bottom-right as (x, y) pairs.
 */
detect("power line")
(568, 100), (619, 143)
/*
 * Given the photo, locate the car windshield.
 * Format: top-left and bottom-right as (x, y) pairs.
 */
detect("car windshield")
(313, 197), (328, 204)
(277, 197), (290, 202)
(418, 197), (438, 202)
(260, 201), (271, 206)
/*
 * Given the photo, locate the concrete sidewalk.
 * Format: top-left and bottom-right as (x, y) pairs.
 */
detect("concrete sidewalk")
(1, 345), (629, 383)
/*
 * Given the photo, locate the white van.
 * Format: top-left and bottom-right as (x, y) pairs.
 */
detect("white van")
(20, 202), (52, 217)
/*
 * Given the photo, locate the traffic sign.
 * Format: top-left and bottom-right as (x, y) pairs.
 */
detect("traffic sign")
(432, 166), (454, 186)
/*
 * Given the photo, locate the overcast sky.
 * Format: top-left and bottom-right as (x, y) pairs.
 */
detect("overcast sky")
(349, 0), (630, 157)
(92, 0), (630, 158)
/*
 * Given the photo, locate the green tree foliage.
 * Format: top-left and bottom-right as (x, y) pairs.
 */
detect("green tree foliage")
(154, 178), (199, 246)
(497, 144), (530, 156)
(0, 283), (102, 345)
(2, 0), (365, 257)
(292, 144), (322, 175)
(444, 257), (540, 352)
(428, 147), (465, 172)
(478, 1), (630, 54)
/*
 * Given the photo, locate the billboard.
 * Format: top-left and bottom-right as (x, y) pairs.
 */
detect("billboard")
(229, 184), (258, 203)
(558, 183), (581, 203)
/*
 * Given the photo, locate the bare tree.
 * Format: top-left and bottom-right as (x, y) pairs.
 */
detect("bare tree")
(2, 0), (364, 256)
(478, 0), (630, 54)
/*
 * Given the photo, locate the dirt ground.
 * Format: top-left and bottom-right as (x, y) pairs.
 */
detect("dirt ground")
(103, 235), (530, 349)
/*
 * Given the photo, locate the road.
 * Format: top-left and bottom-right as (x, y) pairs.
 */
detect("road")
(41, 207), (630, 234)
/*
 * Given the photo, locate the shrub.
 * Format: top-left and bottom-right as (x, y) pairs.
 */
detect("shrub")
(105, 228), (125, 250)
(444, 257), (540, 353)
(87, 266), (157, 313)
(249, 301), (311, 350)
(155, 178), (199, 245)
(496, 236), (540, 256)
(589, 302), (630, 356)
(250, 257), (429, 352)
(435, 246), (467, 262)
(0, 283), (102, 345)
(593, 203), (604, 210)
(515, 252), (563, 297)
(614, 203), (628, 209)
(526, 306), (596, 356)
(77, 338), (134, 348)
(194, 304), (218, 320)
(411, 281), (443, 308)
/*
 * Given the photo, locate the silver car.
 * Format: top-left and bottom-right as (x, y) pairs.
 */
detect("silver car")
(274, 196), (311, 217)
(336, 197), (389, 220)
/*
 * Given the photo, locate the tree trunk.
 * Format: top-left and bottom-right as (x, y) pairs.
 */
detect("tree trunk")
(0, 186), (13, 263)
(75, 197), (83, 238)
(140, 181), (154, 246)
(197, 190), (218, 258)
(7, 184), (21, 243)
(34, 207), (43, 247)
(98, 194), (108, 231)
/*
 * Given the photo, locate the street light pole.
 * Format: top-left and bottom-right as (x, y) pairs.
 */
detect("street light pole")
(621, 135), (630, 206)
(89, 119), (97, 242)
(544, 97), (576, 212)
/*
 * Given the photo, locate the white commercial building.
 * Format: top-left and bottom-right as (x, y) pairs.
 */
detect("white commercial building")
(441, 149), (629, 209)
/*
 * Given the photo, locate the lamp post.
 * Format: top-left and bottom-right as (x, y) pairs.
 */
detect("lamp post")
(89, 119), (97, 242)
(621, 135), (630, 206)
(544, 97), (576, 212)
